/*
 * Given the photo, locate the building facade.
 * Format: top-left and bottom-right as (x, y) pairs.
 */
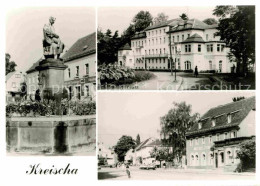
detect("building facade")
(6, 71), (26, 102)
(118, 43), (134, 68)
(186, 97), (255, 171)
(98, 143), (118, 166)
(120, 18), (236, 72)
(26, 32), (96, 101)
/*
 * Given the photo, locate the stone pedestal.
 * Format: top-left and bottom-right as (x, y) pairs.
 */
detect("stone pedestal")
(35, 59), (67, 114)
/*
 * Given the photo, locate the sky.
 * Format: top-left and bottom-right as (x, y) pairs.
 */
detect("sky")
(6, 7), (95, 72)
(98, 91), (255, 147)
(98, 6), (218, 35)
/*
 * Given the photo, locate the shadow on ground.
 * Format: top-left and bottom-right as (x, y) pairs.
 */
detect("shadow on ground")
(98, 171), (124, 180)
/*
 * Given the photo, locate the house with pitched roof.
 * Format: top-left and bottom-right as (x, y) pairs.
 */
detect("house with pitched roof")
(186, 96), (255, 171)
(62, 32), (96, 101)
(118, 43), (134, 68)
(121, 18), (236, 72)
(6, 71), (26, 102)
(125, 138), (163, 165)
(26, 59), (41, 99)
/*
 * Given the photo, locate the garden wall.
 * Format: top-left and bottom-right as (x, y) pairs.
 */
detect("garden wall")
(6, 115), (96, 154)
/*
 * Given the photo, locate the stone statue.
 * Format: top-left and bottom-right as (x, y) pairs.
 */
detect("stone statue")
(43, 16), (65, 59)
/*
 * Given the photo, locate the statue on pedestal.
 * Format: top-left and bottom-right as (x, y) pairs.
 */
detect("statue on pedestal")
(43, 16), (65, 59)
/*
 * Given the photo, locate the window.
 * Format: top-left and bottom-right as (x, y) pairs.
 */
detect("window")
(198, 44), (201, 52)
(196, 138), (199, 145)
(172, 36), (175, 42)
(216, 134), (220, 141)
(224, 132), (228, 140)
(68, 68), (71, 78)
(217, 44), (220, 52)
(12, 82), (16, 88)
(160, 38), (161, 44)
(163, 48), (166, 54)
(207, 44), (213, 52)
(182, 35), (184, 41)
(85, 85), (90, 97)
(185, 45), (191, 52)
(206, 34), (208, 41)
(202, 136), (205, 144)
(231, 131), (237, 138)
(15, 74), (21, 78)
(164, 37), (165, 43)
(85, 64), (89, 76)
(198, 122), (202, 129)
(221, 45), (225, 52)
(76, 66), (79, 77)
(188, 34), (190, 38)
(219, 60), (222, 72)
(163, 29), (165, 33)
(227, 114), (231, 123)
(177, 35), (179, 42)
(184, 61), (191, 70)
(209, 135), (212, 143)
(212, 119), (216, 127)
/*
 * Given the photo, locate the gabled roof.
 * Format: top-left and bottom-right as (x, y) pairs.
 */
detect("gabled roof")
(118, 43), (131, 50)
(182, 33), (205, 43)
(135, 138), (151, 151)
(26, 58), (42, 74)
(62, 32), (96, 62)
(144, 18), (182, 31)
(131, 31), (146, 40)
(169, 19), (209, 33)
(145, 139), (162, 147)
(6, 71), (15, 81)
(187, 96), (255, 137)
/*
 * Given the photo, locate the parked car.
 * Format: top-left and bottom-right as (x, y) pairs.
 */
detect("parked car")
(139, 164), (156, 170)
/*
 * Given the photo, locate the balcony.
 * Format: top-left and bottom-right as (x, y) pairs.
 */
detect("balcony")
(144, 54), (168, 58)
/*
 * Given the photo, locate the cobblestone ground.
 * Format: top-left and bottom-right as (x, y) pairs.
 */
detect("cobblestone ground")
(98, 167), (255, 180)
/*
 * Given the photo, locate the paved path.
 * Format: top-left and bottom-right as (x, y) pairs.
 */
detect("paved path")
(98, 167), (255, 180)
(134, 72), (182, 90)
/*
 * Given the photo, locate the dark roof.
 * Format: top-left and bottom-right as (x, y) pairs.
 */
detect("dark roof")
(62, 32), (96, 62)
(26, 58), (42, 74)
(146, 139), (162, 147)
(205, 24), (218, 29)
(135, 138), (152, 151)
(118, 43), (131, 50)
(169, 19), (209, 33)
(144, 18), (182, 31)
(182, 33), (205, 43)
(187, 96), (255, 137)
(131, 31), (146, 40)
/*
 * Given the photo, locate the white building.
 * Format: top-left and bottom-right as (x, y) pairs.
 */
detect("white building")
(6, 71), (26, 102)
(98, 142), (118, 166)
(122, 18), (236, 73)
(62, 32), (96, 101)
(26, 32), (96, 101)
(118, 43), (134, 68)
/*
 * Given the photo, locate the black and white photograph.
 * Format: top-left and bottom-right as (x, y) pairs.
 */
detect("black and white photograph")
(98, 92), (255, 180)
(98, 6), (255, 90)
(5, 7), (96, 156)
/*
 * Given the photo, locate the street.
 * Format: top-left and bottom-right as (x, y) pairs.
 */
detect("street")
(98, 167), (255, 180)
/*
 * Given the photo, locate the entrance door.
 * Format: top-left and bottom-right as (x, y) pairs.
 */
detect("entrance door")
(76, 86), (81, 100)
(215, 153), (218, 168)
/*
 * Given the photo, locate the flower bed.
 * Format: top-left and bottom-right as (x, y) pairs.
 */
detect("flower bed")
(6, 99), (96, 117)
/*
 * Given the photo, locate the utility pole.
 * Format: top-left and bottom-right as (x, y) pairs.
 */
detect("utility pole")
(168, 28), (173, 76)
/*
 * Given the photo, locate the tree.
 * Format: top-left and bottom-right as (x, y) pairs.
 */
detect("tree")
(213, 6), (255, 75)
(159, 102), (199, 165)
(132, 10), (153, 32)
(6, 53), (17, 75)
(114, 135), (136, 162)
(236, 139), (255, 171)
(97, 29), (122, 65)
(153, 13), (169, 23)
(179, 13), (188, 20)
(203, 18), (218, 25)
(136, 134), (141, 146)
(150, 146), (169, 167)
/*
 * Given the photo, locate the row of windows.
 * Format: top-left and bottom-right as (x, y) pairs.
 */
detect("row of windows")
(67, 84), (94, 100)
(145, 48), (167, 55)
(67, 64), (89, 78)
(147, 29), (166, 37)
(199, 112), (233, 129)
(189, 131), (237, 146)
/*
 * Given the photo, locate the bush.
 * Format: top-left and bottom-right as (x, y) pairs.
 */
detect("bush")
(236, 139), (256, 171)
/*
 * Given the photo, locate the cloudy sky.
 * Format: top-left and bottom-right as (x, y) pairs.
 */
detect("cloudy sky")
(98, 92), (255, 147)
(98, 6), (218, 34)
(6, 7), (95, 72)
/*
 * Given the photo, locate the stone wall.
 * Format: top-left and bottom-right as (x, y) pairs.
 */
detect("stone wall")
(6, 115), (96, 155)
